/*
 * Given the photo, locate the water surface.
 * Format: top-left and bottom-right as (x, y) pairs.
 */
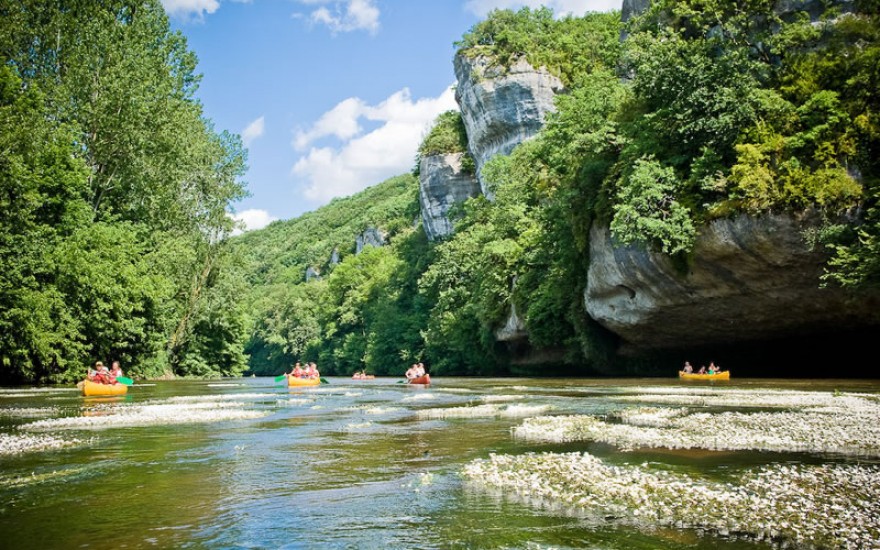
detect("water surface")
(1, 377), (877, 549)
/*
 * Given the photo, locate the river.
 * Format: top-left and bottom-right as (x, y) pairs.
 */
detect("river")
(1, 377), (879, 549)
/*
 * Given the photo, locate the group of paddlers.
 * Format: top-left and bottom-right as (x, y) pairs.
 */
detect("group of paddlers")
(404, 363), (426, 380)
(88, 360), (124, 385)
(682, 361), (724, 374)
(287, 361), (320, 379)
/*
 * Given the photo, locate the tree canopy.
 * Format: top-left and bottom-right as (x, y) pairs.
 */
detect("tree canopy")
(0, 0), (247, 383)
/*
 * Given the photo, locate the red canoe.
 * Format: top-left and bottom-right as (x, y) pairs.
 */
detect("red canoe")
(407, 374), (431, 385)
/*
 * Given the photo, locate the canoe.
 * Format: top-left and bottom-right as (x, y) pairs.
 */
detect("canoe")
(407, 374), (431, 385)
(288, 376), (321, 387)
(81, 379), (128, 396)
(679, 371), (730, 381)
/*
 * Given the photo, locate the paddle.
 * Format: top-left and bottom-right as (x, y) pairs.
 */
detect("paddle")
(115, 376), (133, 386)
(274, 374), (287, 382)
(320, 377), (329, 384)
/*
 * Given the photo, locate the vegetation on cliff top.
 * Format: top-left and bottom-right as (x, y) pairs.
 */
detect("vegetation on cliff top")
(455, 7), (622, 87)
(414, 110), (475, 176)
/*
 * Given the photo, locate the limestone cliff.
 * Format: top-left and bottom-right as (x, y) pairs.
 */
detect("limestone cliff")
(454, 54), (564, 197)
(585, 213), (880, 353)
(356, 227), (387, 254)
(418, 153), (481, 241)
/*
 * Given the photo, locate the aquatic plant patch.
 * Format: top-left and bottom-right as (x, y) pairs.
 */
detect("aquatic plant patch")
(513, 389), (880, 456)
(463, 452), (880, 549)
(0, 388), (77, 394)
(513, 407), (880, 456)
(22, 402), (267, 430)
(480, 395), (524, 403)
(617, 388), (878, 410)
(159, 393), (276, 403)
(0, 433), (85, 455)
(401, 393), (437, 402)
(418, 404), (552, 420)
(0, 407), (59, 418)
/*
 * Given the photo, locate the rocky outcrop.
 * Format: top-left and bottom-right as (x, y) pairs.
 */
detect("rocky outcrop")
(356, 227), (386, 254)
(454, 54), (564, 197)
(418, 153), (481, 241)
(585, 213), (880, 352)
(305, 266), (321, 282)
(330, 247), (340, 266)
(495, 303), (528, 342)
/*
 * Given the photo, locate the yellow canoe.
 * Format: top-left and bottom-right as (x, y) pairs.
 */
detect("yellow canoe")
(679, 371), (730, 381)
(80, 379), (129, 396)
(288, 376), (321, 387)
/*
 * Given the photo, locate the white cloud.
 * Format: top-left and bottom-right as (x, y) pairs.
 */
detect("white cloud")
(292, 87), (458, 203)
(161, 0), (220, 18)
(231, 209), (278, 235)
(464, 0), (619, 17)
(242, 116), (265, 147)
(293, 98), (365, 150)
(299, 0), (380, 34)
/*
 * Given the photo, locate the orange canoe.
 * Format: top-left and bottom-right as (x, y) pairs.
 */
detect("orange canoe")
(407, 374), (431, 385)
(80, 379), (128, 396)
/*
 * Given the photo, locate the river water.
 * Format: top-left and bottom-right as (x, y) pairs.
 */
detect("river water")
(1, 377), (878, 549)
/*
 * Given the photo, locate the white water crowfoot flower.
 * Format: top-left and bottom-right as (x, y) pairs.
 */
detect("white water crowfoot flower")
(616, 407), (687, 427)
(515, 393), (880, 456)
(418, 403), (552, 419)
(0, 433), (86, 455)
(22, 402), (267, 430)
(463, 452), (880, 549)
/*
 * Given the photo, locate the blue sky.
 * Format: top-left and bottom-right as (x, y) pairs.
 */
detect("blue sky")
(163, 0), (619, 231)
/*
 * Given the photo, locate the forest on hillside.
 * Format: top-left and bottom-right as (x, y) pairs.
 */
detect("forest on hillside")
(2, 1), (878, 382)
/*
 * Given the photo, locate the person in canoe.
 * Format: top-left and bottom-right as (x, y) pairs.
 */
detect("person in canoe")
(108, 360), (123, 383)
(405, 364), (418, 380)
(698, 365), (707, 374)
(305, 362), (320, 379)
(708, 361), (721, 374)
(88, 361), (109, 384)
(289, 362), (304, 378)
(683, 361), (693, 374)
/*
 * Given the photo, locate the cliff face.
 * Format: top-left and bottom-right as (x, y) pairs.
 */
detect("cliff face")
(418, 153), (481, 241)
(356, 227), (387, 254)
(585, 213), (880, 353)
(454, 54), (564, 197)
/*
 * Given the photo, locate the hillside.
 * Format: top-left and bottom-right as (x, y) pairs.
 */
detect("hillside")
(232, 174), (436, 376)
(234, 174), (419, 288)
